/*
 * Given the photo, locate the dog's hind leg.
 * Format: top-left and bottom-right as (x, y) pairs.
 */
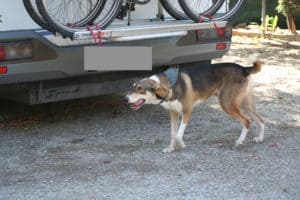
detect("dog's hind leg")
(219, 91), (251, 147)
(242, 96), (265, 143)
(163, 111), (179, 153)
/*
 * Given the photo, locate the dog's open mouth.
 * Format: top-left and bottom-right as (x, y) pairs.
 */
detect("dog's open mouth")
(130, 99), (145, 110)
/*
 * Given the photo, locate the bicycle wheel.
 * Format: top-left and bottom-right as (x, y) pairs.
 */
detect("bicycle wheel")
(179, 0), (223, 21)
(209, 0), (245, 21)
(23, 0), (55, 32)
(36, 0), (109, 38)
(93, 0), (123, 28)
(179, 0), (244, 22)
(160, 0), (188, 20)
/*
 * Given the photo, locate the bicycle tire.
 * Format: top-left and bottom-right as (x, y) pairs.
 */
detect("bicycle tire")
(211, 0), (245, 21)
(160, 0), (188, 20)
(36, 0), (108, 38)
(179, 0), (244, 22)
(179, 0), (223, 22)
(135, 0), (151, 5)
(93, 0), (123, 29)
(23, 0), (55, 32)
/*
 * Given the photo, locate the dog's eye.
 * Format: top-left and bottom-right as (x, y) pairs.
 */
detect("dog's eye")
(136, 86), (143, 92)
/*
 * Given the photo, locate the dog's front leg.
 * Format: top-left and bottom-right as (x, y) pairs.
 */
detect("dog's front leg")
(163, 111), (179, 153)
(175, 120), (187, 150)
(175, 112), (192, 150)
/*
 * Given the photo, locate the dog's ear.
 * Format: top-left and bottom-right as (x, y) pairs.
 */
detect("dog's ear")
(150, 81), (169, 98)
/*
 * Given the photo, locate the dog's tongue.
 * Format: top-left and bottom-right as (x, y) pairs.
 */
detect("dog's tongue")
(132, 99), (145, 107)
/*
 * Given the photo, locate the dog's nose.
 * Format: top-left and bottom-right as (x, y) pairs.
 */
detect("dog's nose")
(124, 95), (129, 103)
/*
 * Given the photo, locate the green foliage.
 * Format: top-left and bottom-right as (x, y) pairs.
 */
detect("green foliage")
(272, 15), (279, 30)
(252, 15), (279, 31)
(276, 0), (298, 16)
(232, 0), (300, 29)
(266, 15), (279, 31)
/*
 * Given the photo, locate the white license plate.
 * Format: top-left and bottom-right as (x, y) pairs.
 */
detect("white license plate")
(84, 46), (152, 71)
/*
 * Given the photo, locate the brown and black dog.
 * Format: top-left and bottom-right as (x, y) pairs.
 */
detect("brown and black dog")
(125, 59), (265, 153)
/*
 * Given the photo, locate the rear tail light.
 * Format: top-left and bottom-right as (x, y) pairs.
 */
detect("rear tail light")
(0, 66), (7, 74)
(0, 40), (33, 62)
(216, 43), (227, 50)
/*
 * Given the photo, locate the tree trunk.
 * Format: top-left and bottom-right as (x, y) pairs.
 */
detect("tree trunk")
(262, 0), (266, 38)
(286, 14), (297, 34)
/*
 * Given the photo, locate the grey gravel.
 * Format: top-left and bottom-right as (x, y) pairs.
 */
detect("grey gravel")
(0, 37), (299, 200)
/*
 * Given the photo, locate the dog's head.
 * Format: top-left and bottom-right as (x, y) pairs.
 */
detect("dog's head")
(124, 78), (169, 110)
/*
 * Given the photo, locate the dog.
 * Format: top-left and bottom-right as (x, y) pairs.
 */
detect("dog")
(124, 60), (265, 153)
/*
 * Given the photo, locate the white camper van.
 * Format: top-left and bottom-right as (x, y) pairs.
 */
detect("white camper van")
(0, 0), (232, 104)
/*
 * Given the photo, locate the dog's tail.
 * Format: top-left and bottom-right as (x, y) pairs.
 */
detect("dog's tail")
(250, 60), (262, 74)
(243, 56), (262, 76)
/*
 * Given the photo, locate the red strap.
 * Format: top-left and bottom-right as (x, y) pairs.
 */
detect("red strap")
(198, 14), (225, 37)
(67, 23), (79, 28)
(198, 13), (213, 23)
(87, 25), (97, 43)
(95, 24), (102, 47)
(87, 25), (102, 47)
(213, 21), (225, 37)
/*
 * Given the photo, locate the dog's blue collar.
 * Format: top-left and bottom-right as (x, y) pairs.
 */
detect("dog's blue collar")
(158, 66), (179, 105)
(163, 66), (179, 88)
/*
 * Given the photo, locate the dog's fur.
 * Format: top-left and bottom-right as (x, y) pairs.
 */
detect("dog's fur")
(125, 60), (265, 153)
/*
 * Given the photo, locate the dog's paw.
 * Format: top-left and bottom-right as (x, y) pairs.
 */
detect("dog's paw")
(178, 142), (186, 150)
(163, 146), (175, 154)
(175, 137), (186, 149)
(253, 137), (263, 143)
(235, 140), (244, 147)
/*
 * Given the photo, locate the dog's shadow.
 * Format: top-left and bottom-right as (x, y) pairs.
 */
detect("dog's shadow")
(176, 99), (264, 151)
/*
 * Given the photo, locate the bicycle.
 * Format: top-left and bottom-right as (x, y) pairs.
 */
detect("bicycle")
(24, 0), (110, 35)
(33, 0), (191, 39)
(28, 0), (240, 39)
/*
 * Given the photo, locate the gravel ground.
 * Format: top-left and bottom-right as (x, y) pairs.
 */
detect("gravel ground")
(0, 36), (299, 200)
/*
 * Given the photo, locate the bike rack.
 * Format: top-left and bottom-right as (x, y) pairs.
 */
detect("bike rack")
(40, 20), (228, 47)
